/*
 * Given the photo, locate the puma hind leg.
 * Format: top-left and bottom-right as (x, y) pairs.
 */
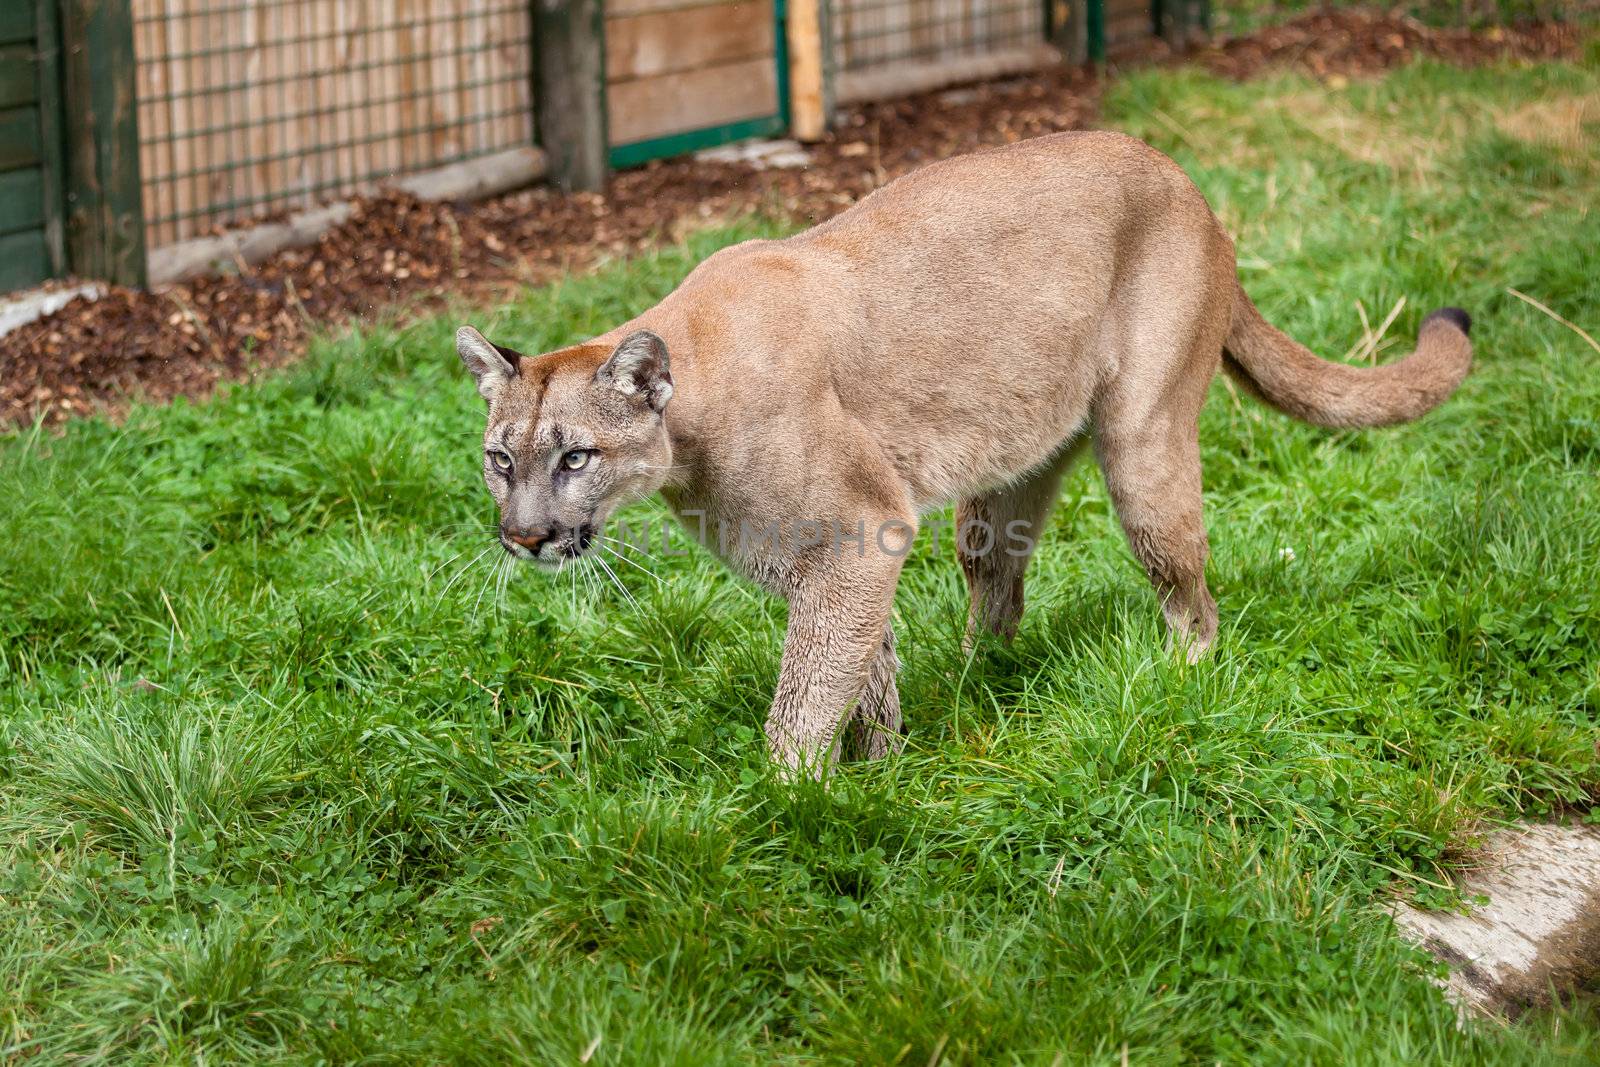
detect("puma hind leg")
(1094, 384), (1220, 662)
(956, 439), (1087, 646)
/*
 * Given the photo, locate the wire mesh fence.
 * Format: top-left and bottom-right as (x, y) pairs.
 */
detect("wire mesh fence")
(831, 0), (1049, 80)
(132, 0), (534, 249)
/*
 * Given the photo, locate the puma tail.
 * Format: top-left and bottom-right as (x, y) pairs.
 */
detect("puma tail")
(1222, 280), (1473, 429)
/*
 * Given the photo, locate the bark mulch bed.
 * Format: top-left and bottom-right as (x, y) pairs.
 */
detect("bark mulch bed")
(0, 9), (1584, 428)
(1192, 7), (1583, 80)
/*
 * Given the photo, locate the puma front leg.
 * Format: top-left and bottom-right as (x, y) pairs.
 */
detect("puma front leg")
(764, 520), (912, 775)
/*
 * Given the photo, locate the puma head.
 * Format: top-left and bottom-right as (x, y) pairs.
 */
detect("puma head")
(457, 325), (673, 569)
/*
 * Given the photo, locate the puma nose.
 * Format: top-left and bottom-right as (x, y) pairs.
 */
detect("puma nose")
(506, 526), (553, 553)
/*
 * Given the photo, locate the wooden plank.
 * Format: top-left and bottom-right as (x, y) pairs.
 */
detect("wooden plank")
(0, 165), (44, 232)
(607, 0), (745, 19)
(0, 106), (41, 171)
(287, 0), (310, 215)
(0, 44), (35, 108)
(0, 4), (34, 46)
(1104, 0), (1149, 26)
(61, 0), (147, 286)
(0, 227), (50, 291)
(608, 56), (775, 146)
(1105, 11), (1149, 44)
(606, 2), (771, 83)
(200, 2), (226, 227)
(133, 2), (169, 247)
(162, 0), (191, 247)
(1104, 3), (1150, 27)
(537, 0), (610, 192)
(486, 2), (530, 154)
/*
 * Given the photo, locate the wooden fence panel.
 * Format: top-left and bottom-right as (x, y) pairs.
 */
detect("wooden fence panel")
(0, 0), (66, 293)
(604, 0), (781, 156)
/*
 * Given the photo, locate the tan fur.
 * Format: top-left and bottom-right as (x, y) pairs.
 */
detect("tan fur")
(457, 131), (1473, 774)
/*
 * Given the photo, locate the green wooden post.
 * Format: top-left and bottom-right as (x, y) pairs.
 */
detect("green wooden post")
(60, 0), (146, 287)
(534, 0), (608, 194)
(1087, 0), (1104, 62)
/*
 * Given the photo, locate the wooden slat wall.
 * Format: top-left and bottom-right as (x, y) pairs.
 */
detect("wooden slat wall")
(605, 0), (777, 148)
(131, 0), (534, 249)
(832, 0), (1047, 76)
(0, 1), (52, 293)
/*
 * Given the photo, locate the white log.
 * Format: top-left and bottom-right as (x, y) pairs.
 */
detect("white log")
(0, 284), (107, 340)
(1392, 822), (1600, 1018)
(387, 147), (548, 202)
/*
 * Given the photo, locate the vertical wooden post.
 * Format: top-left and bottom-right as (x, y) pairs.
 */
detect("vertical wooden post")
(60, 0), (147, 287)
(786, 0), (828, 141)
(534, 0), (607, 193)
(1086, 0), (1104, 62)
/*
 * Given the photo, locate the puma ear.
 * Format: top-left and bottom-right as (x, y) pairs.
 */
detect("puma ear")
(456, 325), (520, 402)
(596, 330), (673, 413)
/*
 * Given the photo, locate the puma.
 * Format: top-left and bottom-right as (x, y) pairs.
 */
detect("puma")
(455, 131), (1472, 774)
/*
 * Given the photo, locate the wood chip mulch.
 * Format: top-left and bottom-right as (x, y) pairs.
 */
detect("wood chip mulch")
(0, 9), (1584, 428)
(1192, 7), (1584, 80)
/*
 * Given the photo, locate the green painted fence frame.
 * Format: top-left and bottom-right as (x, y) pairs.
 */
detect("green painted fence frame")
(1088, 0), (1105, 59)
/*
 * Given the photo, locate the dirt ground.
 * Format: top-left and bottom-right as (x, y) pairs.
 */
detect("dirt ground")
(0, 9), (1583, 428)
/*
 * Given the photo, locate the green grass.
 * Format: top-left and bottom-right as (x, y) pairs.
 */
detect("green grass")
(3, 55), (1600, 1064)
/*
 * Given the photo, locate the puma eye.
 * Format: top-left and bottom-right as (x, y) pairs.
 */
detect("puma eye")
(561, 449), (591, 472)
(488, 451), (513, 473)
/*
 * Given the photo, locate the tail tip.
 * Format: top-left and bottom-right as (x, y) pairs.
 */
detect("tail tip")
(1423, 306), (1472, 337)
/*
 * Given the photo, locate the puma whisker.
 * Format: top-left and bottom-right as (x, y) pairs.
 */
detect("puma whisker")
(455, 131), (1472, 775)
